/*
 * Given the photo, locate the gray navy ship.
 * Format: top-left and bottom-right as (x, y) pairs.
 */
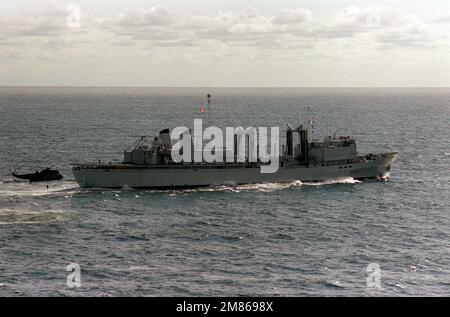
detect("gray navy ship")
(71, 108), (397, 189)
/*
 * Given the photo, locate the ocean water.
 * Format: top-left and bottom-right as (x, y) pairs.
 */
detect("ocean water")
(0, 87), (449, 296)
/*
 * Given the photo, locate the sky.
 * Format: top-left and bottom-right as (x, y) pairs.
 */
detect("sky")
(1, 0), (450, 87)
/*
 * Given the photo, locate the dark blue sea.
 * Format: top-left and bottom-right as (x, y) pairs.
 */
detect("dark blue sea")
(0, 87), (449, 296)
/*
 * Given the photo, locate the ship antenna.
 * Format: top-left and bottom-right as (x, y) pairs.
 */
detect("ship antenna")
(207, 93), (212, 127)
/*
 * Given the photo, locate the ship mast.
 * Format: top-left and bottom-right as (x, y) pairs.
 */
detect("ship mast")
(307, 106), (314, 142)
(207, 93), (212, 126)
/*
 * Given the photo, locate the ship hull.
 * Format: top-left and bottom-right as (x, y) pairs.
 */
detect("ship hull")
(71, 153), (397, 189)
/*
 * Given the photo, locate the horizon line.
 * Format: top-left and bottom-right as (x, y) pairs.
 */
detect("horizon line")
(1, 85), (450, 89)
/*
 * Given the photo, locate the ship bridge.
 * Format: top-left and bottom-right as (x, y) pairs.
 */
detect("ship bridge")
(309, 136), (357, 164)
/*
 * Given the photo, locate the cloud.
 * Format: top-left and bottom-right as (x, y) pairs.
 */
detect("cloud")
(98, 6), (313, 46)
(2, 3), (440, 50)
(96, 5), (447, 50)
(101, 6), (171, 28)
(310, 6), (441, 49)
(0, 1), (84, 37)
(273, 8), (312, 25)
(433, 15), (450, 24)
(318, 6), (418, 37)
(1, 2), (448, 65)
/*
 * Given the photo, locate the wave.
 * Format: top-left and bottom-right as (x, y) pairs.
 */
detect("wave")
(179, 177), (361, 193)
(0, 181), (80, 198)
(77, 177), (363, 195)
(0, 208), (68, 225)
(0, 177), (363, 198)
(323, 279), (346, 289)
(175, 180), (304, 193)
(232, 180), (303, 192)
(302, 177), (362, 186)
